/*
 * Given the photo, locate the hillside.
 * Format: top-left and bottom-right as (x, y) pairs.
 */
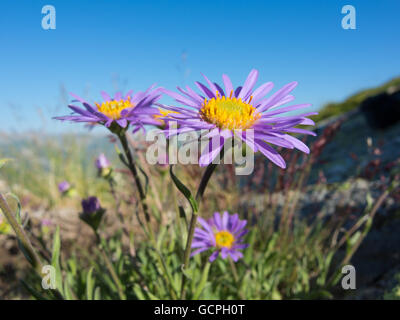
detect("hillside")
(315, 77), (400, 122)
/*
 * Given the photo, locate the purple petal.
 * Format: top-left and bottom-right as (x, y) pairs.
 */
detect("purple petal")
(251, 82), (274, 104)
(222, 74), (234, 97)
(284, 128), (317, 136)
(255, 140), (286, 169)
(209, 251), (220, 262)
(197, 217), (214, 235)
(221, 211), (229, 230)
(101, 91), (111, 101)
(213, 212), (222, 230)
(191, 247), (210, 257)
(199, 136), (225, 167)
(282, 134), (310, 153)
(238, 69), (259, 99)
(220, 247), (229, 259)
(195, 81), (215, 99)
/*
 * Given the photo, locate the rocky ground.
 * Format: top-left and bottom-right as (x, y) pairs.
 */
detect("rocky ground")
(310, 109), (400, 299)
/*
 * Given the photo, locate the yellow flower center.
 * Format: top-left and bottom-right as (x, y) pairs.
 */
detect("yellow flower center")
(215, 230), (235, 249)
(95, 97), (133, 120)
(154, 108), (179, 127)
(154, 108), (178, 120)
(200, 91), (260, 130)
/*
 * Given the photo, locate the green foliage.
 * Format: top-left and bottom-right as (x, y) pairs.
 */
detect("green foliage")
(19, 207), (374, 300)
(383, 273), (400, 300)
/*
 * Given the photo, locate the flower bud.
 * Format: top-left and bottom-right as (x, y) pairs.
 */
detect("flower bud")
(79, 196), (105, 232)
(58, 181), (77, 197)
(95, 154), (112, 177)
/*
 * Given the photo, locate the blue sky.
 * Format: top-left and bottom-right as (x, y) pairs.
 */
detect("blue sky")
(1, 0), (399, 133)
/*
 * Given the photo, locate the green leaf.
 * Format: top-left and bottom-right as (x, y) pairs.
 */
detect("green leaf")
(5, 193), (22, 224)
(51, 226), (63, 293)
(169, 165), (198, 213)
(86, 267), (95, 300)
(51, 226), (61, 268)
(63, 280), (76, 300)
(133, 284), (146, 300)
(115, 144), (129, 167)
(20, 279), (48, 300)
(181, 264), (193, 280)
(17, 238), (34, 266)
(193, 262), (211, 299)
(94, 287), (101, 300)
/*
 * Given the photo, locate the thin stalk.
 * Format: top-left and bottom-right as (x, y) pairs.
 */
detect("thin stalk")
(229, 258), (239, 283)
(327, 185), (393, 286)
(107, 178), (130, 239)
(0, 193), (64, 300)
(0, 193), (42, 273)
(95, 232), (126, 300)
(180, 162), (219, 299)
(118, 133), (177, 299)
(118, 133), (155, 241)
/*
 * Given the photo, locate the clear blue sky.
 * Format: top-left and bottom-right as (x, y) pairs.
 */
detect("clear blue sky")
(1, 0), (399, 133)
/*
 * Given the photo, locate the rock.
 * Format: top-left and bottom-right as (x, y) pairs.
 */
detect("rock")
(360, 86), (400, 129)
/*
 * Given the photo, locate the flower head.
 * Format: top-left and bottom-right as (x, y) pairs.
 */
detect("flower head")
(192, 211), (249, 262)
(58, 181), (70, 193)
(80, 196), (105, 231)
(95, 153), (111, 170)
(160, 69), (317, 168)
(54, 87), (163, 130)
(81, 196), (102, 215)
(41, 219), (52, 227)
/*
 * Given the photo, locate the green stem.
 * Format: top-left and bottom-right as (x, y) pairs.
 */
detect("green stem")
(118, 133), (154, 241)
(0, 193), (64, 300)
(95, 232), (126, 300)
(229, 257), (239, 283)
(0, 193), (42, 273)
(180, 162), (219, 299)
(193, 261), (211, 300)
(118, 133), (177, 299)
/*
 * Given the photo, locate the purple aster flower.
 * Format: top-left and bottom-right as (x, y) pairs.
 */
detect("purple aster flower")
(192, 211), (249, 262)
(54, 86), (163, 130)
(81, 196), (102, 215)
(58, 181), (70, 193)
(160, 69), (317, 168)
(95, 153), (111, 170)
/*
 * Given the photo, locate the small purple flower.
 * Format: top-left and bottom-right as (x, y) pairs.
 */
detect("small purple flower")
(95, 153), (111, 170)
(81, 196), (101, 215)
(160, 69), (317, 168)
(80, 196), (105, 231)
(58, 181), (70, 193)
(192, 211), (249, 262)
(41, 219), (52, 227)
(54, 87), (163, 130)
